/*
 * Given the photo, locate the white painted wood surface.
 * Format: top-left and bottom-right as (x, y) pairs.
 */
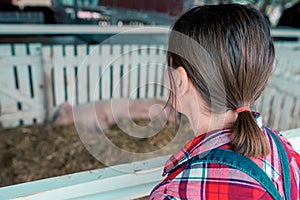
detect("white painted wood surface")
(39, 43), (168, 122)
(0, 25), (299, 39)
(0, 44), (45, 127)
(254, 42), (300, 131)
(0, 128), (299, 200)
(0, 25), (170, 35)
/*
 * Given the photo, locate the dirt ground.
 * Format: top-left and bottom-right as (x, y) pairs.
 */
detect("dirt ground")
(0, 116), (194, 199)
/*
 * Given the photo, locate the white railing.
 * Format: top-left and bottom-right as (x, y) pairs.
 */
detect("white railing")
(0, 128), (299, 200)
(0, 25), (169, 35)
(0, 24), (299, 37)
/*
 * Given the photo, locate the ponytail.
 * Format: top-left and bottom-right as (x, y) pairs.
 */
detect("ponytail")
(230, 111), (271, 158)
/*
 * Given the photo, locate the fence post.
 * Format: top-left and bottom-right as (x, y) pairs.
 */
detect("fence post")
(43, 46), (54, 121)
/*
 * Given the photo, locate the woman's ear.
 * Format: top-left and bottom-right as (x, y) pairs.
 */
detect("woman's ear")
(176, 66), (189, 96)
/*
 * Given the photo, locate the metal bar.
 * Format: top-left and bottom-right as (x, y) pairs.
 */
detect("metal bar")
(0, 24), (299, 38)
(0, 25), (169, 35)
(271, 28), (300, 38)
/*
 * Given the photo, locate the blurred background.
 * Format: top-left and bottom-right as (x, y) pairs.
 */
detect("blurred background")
(0, 0), (300, 43)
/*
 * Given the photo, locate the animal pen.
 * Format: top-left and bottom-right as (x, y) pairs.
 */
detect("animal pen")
(0, 25), (299, 199)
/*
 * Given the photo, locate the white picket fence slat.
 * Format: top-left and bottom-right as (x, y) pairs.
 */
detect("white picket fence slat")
(101, 45), (112, 100)
(157, 45), (167, 100)
(111, 45), (122, 99)
(0, 44), (18, 124)
(87, 45), (101, 102)
(0, 41), (299, 130)
(148, 45), (157, 99)
(139, 45), (148, 99)
(77, 45), (89, 104)
(128, 45), (138, 99)
(29, 45), (45, 124)
(0, 66), (19, 127)
(253, 41), (300, 131)
(122, 45), (130, 98)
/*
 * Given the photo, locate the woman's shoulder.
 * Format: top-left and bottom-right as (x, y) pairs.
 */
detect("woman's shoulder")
(150, 159), (270, 200)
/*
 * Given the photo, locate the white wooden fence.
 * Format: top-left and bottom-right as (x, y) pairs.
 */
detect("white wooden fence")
(254, 42), (300, 131)
(0, 43), (169, 128)
(0, 29), (299, 131)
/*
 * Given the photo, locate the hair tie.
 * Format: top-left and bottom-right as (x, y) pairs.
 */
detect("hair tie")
(236, 105), (251, 114)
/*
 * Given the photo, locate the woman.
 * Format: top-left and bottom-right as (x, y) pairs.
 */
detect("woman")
(150, 4), (300, 200)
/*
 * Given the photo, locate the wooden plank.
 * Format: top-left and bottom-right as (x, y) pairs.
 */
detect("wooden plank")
(64, 45), (76, 106)
(77, 45), (88, 104)
(260, 87), (273, 126)
(0, 88), (42, 110)
(269, 76), (300, 98)
(157, 45), (167, 100)
(0, 91), (37, 125)
(0, 67), (18, 114)
(53, 45), (65, 107)
(0, 45), (13, 126)
(290, 97), (299, 129)
(254, 94), (263, 113)
(0, 44), (18, 113)
(28, 44), (44, 101)
(111, 45), (121, 99)
(77, 64), (88, 104)
(0, 56), (41, 66)
(0, 44), (13, 56)
(139, 45), (148, 99)
(0, 110), (45, 122)
(278, 95), (294, 131)
(297, 99), (300, 128)
(53, 57), (84, 67)
(0, 64), (19, 127)
(27, 43), (42, 55)
(129, 45), (139, 99)
(65, 66), (75, 105)
(87, 45), (100, 101)
(14, 44), (32, 125)
(42, 46), (54, 120)
(147, 45), (158, 99)
(100, 45), (112, 100)
(27, 44), (45, 124)
(274, 42), (300, 83)
(122, 45), (130, 98)
(269, 90), (285, 130)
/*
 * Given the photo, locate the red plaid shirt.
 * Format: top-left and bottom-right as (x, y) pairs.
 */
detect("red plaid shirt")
(149, 113), (300, 199)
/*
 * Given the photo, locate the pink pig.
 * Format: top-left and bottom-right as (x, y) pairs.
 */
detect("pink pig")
(45, 98), (178, 132)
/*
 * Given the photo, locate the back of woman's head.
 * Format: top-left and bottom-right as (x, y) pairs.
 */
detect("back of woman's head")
(168, 4), (275, 158)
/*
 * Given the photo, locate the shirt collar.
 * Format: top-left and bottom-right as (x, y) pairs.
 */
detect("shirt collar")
(163, 112), (263, 176)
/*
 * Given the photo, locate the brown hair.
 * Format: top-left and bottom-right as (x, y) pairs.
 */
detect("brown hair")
(167, 4), (274, 158)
